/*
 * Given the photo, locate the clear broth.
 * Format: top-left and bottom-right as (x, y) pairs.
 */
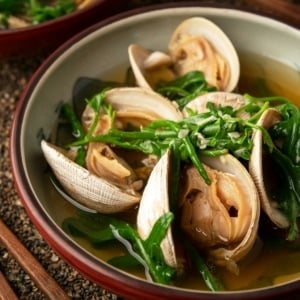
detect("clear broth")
(49, 51), (300, 291)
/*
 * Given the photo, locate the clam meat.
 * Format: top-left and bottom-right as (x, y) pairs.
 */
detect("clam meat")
(129, 17), (240, 92)
(42, 140), (141, 213)
(183, 91), (249, 119)
(42, 87), (183, 214)
(179, 154), (260, 274)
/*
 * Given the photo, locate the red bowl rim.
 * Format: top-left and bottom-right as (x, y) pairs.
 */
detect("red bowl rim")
(0, 0), (113, 35)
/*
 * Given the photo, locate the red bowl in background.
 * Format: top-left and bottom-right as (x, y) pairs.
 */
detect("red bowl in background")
(0, 0), (126, 58)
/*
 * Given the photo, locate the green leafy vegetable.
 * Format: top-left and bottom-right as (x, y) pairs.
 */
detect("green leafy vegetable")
(58, 71), (300, 291)
(243, 95), (300, 240)
(0, 0), (25, 13)
(0, 0), (25, 29)
(110, 212), (176, 284)
(64, 88), (300, 241)
(84, 88), (115, 139)
(61, 89), (113, 165)
(63, 211), (177, 285)
(184, 241), (224, 291)
(61, 103), (86, 165)
(29, 0), (76, 24)
(63, 210), (225, 290)
(267, 102), (300, 240)
(270, 101), (300, 165)
(0, 12), (8, 28)
(63, 213), (116, 244)
(67, 93), (275, 185)
(271, 147), (300, 240)
(156, 70), (217, 110)
(0, 0), (77, 27)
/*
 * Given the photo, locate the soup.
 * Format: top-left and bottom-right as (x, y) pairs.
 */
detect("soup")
(41, 49), (300, 292)
(239, 51), (300, 106)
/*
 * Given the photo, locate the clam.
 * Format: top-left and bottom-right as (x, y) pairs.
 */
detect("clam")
(137, 149), (178, 269)
(85, 142), (143, 192)
(249, 108), (290, 228)
(128, 44), (176, 90)
(81, 96), (140, 192)
(82, 87), (183, 129)
(41, 87), (183, 214)
(129, 17), (240, 92)
(41, 140), (141, 213)
(183, 91), (248, 118)
(179, 154), (260, 274)
(181, 91), (260, 273)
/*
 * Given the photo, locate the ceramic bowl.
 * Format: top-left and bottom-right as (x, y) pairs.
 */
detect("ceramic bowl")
(0, 0), (125, 58)
(10, 3), (300, 300)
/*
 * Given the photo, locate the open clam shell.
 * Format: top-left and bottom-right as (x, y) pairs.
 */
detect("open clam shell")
(137, 149), (178, 269)
(249, 108), (290, 228)
(129, 17), (240, 93)
(183, 91), (247, 118)
(41, 140), (141, 213)
(181, 92), (259, 273)
(128, 44), (175, 90)
(180, 154), (260, 274)
(82, 87), (183, 127)
(103, 87), (182, 122)
(169, 17), (240, 92)
(42, 87), (183, 214)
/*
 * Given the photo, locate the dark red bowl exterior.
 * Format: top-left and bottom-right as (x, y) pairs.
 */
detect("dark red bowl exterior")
(0, 0), (125, 58)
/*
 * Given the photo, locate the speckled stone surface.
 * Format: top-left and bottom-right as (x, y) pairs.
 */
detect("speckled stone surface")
(0, 1), (299, 299)
(0, 56), (121, 299)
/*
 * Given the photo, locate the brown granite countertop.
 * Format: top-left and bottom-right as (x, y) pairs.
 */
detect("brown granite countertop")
(0, 1), (299, 299)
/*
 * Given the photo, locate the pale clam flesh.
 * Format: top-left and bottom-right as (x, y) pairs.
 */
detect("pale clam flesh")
(179, 154), (260, 274)
(169, 17), (239, 92)
(128, 45), (175, 90)
(41, 140), (141, 213)
(85, 142), (142, 192)
(183, 91), (248, 118)
(129, 17), (240, 93)
(42, 87), (183, 214)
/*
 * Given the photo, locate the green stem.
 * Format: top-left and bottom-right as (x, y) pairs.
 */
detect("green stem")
(183, 136), (211, 185)
(61, 103), (86, 165)
(184, 241), (224, 291)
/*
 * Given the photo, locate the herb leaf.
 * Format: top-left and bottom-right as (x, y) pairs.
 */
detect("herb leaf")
(110, 212), (176, 284)
(156, 70), (217, 110)
(29, 0), (76, 24)
(184, 241), (225, 291)
(63, 211), (177, 285)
